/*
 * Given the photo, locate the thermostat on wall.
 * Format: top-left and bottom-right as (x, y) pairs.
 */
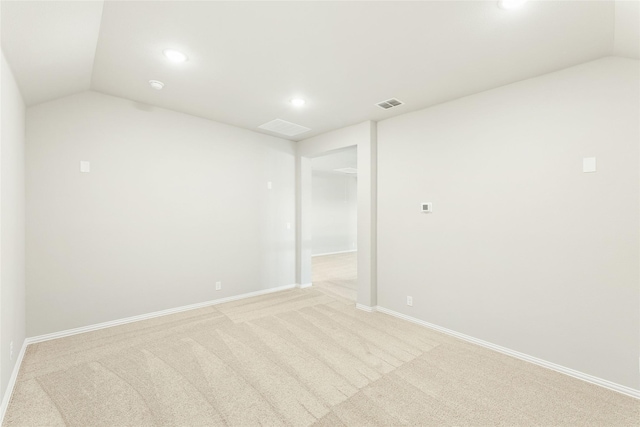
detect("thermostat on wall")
(421, 202), (433, 213)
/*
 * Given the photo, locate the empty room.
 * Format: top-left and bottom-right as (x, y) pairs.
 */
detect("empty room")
(1, 1), (639, 426)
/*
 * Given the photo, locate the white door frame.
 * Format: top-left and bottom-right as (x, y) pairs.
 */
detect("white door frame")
(296, 121), (377, 308)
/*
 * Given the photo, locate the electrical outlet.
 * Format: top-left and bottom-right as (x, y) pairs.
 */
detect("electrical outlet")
(10, 341), (14, 361)
(407, 296), (413, 307)
(215, 281), (222, 291)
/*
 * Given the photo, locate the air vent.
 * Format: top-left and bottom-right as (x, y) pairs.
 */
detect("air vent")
(376, 98), (404, 110)
(333, 168), (358, 174)
(258, 119), (311, 137)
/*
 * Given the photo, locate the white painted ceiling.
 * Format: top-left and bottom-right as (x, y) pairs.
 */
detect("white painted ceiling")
(1, 0), (103, 106)
(312, 146), (358, 174)
(2, 1), (638, 141)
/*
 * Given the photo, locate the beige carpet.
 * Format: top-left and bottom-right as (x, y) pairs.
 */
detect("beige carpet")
(4, 287), (638, 426)
(312, 252), (357, 301)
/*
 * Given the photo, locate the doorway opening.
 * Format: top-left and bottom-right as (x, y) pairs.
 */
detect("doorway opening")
(310, 147), (358, 301)
(296, 121), (376, 309)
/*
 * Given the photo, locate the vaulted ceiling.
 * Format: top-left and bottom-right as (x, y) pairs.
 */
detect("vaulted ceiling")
(2, 1), (638, 140)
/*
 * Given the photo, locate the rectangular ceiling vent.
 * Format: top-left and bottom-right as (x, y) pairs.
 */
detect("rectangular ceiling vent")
(333, 167), (358, 174)
(258, 119), (311, 137)
(376, 98), (404, 110)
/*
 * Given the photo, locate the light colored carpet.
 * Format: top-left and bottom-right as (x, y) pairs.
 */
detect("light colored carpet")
(3, 287), (638, 426)
(312, 252), (357, 301)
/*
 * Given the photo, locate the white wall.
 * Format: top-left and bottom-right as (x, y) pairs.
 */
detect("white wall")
(26, 91), (296, 337)
(614, 0), (640, 59)
(311, 171), (357, 256)
(0, 52), (26, 400)
(377, 57), (640, 390)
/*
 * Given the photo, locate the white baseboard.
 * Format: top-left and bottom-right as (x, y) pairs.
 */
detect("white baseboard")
(0, 339), (27, 425)
(373, 306), (640, 400)
(312, 250), (357, 257)
(1, 284), (302, 423)
(372, 306), (640, 399)
(26, 284), (298, 345)
(355, 303), (375, 312)
(7, 289), (636, 427)
(297, 283), (313, 289)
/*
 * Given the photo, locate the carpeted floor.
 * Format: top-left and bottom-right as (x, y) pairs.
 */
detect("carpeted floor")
(312, 252), (357, 301)
(3, 287), (638, 426)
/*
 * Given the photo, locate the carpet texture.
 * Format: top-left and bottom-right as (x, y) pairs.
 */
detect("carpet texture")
(3, 287), (638, 426)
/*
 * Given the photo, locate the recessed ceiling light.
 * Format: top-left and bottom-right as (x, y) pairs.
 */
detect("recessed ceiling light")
(290, 98), (306, 107)
(149, 80), (165, 90)
(163, 49), (188, 63)
(498, 0), (528, 10)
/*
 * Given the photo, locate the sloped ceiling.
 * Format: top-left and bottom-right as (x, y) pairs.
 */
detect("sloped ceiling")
(1, 0), (103, 106)
(2, 1), (638, 140)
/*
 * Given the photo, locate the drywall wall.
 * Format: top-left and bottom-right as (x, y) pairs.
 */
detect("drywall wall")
(614, 0), (639, 59)
(26, 91), (296, 336)
(377, 57), (640, 390)
(297, 121), (376, 306)
(311, 171), (357, 256)
(1, 52), (26, 400)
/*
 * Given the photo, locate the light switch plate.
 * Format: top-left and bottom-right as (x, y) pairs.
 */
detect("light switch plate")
(80, 161), (91, 173)
(583, 157), (596, 173)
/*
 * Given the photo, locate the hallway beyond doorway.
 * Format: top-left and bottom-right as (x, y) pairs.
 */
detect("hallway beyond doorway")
(311, 252), (357, 301)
